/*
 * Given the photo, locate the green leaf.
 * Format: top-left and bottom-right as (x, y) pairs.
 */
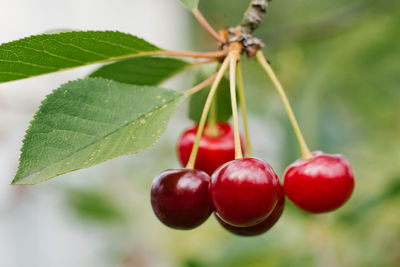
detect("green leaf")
(12, 78), (187, 185)
(188, 73), (233, 122)
(0, 31), (161, 83)
(179, 0), (199, 11)
(89, 57), (189, 85)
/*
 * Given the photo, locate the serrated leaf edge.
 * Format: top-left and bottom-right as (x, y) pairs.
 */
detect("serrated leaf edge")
(0, 30), (163, 84)
(12, 78), (187, 185)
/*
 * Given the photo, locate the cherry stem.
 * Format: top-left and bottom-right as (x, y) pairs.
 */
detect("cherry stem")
(255, 51), (313, 160)
(193, 9), (226, 44)
(229, 52), (243, 160)
(185, 56), (230, 170)
(236, 61), (253, 157)
(158, 50), (226, 59)
(187, 73), (217, 95)
(205, 99), (220, 137)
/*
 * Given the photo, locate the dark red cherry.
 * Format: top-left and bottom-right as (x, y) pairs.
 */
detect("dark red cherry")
(151, 169), (212, 230)
(209, 157), (280, 227)
(284, 151), (355, 213)
(177, 123), (245, 175)
(216, 184), (285, 236)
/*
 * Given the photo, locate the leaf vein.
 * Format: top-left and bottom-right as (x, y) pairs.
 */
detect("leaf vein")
(18, 95), (182, 181)
(41, 112), (120, 127)
(49, 39), (110, 59)
(0, 71), (26, 76)
(79, 37), (140, 52)
(0, 59), (58, 70)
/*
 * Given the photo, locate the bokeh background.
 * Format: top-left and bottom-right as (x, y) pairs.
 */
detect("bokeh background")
(0, 0), (399, 266)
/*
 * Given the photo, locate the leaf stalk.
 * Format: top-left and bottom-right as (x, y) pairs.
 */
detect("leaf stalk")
(187, 73), (218, 95)
(193, 8), (226, 44)
(159, 50), (226, 59)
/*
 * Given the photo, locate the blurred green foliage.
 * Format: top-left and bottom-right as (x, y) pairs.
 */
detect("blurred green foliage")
(64, 0), (400, 266)
(189, 72), (233, 122)
(67, 188), (124, 223)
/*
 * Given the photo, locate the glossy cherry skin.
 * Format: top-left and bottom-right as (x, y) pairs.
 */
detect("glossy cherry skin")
(209, 157), (280, 227)
(284, 151), (355, 213)
(151, 169), (212, 230)
(177, 123), (245, 176)
(216, 184), (285, 236)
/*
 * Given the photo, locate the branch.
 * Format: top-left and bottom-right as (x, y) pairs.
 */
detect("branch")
(241, 0), (272, 34)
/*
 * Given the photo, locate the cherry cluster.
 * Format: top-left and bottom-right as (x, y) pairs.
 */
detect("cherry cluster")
(149, 4), (354, 235)
(150, 123), (354, 236)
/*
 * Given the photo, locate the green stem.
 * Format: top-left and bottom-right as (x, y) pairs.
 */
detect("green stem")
(205, 99), (220, 137)
(255, 51), (312, 160)
(185, 56), (230, 169)
(229, 53), (243, 159)
(236, 62), (253, 157)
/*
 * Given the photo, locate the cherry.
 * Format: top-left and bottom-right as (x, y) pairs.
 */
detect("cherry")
(284, 151), (355, 213)
(151, 169), (212, 230)
(216, 184), (285, 236)
(209, 157), (280, 227)
(177, 122), (244, 175)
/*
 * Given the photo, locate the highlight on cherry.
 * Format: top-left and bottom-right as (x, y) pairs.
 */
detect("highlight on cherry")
(0, 0), (355, 237)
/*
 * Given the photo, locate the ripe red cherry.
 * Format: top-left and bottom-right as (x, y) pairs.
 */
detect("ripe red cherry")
(151, 169), (212, 230)
(216, 184), (285, 236)
(177, 123), (244, 175)
(284, 151), (355, 213)
(209, 157), (280, 227)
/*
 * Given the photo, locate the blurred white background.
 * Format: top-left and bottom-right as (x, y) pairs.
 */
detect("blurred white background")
(0, 1), (187, 266)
